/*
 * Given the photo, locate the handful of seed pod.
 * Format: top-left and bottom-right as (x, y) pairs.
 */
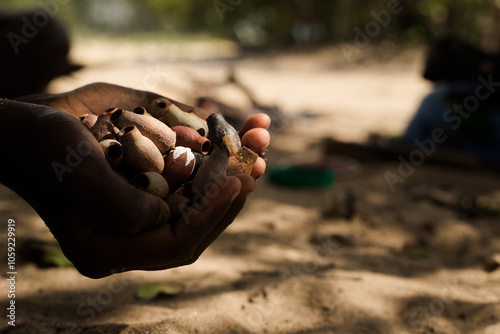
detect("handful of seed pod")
(79, 98), (258, 221)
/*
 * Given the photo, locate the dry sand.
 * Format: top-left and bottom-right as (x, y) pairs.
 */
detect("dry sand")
(1, 38), (499, 334)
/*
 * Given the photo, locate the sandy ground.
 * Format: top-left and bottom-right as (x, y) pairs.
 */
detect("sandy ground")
(1, 37), (500, 334)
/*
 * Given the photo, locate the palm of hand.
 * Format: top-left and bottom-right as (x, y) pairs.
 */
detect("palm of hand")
(24, 82), (201, 118)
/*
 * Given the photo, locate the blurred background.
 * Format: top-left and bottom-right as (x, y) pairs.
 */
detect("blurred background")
(3, 0), (500, 140)
(1, 1), (500, 333)
(3, 0), (500, 49)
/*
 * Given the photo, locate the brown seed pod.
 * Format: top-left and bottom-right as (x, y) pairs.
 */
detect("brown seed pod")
(102, 107), (122, 123)
(162, 146), (196, 192)
(90, 114), (116, 142)
(79, 114), (98, 129)
(111, 109), (176, 155)
(104, 107), (120, 114)
(192, 149), (229, 199)
(171, 126), (211, 155)
(166, 193), (191, 221)
(107, 121), (121, 139)
(148, 98), (208, 137)
(206, 113), (241, 156)
(118, 126), (164, 174)
(147, 98), (173, 124)
(133, 172), (169, 199)
(132, 106), (150, 116)
(99, 139), (123, 168)
(227, 146), (258, 176)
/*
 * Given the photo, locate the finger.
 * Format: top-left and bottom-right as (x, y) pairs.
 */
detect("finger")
(241, 128), (270, 156)
(138, 175), (255, 270)
(120, 176), (243, 271)
(239, 113), (271, 137)
(192, 174), (255, 257)
(251, 157), (267, 180)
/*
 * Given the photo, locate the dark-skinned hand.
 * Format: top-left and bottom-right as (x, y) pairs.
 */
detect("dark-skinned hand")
(0, 83), (270, 278)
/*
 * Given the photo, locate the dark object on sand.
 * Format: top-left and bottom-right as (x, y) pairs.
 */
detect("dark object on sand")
(323, 138), (492, 169)
(0, 11), (82, 98)
(409, 186), (500, 218)
(323, 189), (356, 220)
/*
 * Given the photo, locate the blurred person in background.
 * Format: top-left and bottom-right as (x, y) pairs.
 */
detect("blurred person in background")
(0, 10), (81, 98)
(403, 35), (500, 163)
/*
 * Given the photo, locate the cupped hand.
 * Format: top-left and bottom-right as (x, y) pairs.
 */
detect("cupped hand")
(1, 83), (270, 278)
(19, 82), (269, 179)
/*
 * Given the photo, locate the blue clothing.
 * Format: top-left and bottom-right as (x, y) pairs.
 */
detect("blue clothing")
(404, 83), (500, 162)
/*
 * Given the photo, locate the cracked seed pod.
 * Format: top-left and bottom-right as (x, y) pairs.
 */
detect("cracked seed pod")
(89, 108), (121, 141)
(148, 98), (208, 137)
(111, 108), (175, 155)
(171, 126), (211, 155)
(90, 115), (115, 142)
(206, 113), (241, 156)
(118, 126), (164, 174)
(79, 114), (98, 129)
(162, 146), (196, 192)
(99, 139), (123, 168)
(133, 172), (169, 199)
